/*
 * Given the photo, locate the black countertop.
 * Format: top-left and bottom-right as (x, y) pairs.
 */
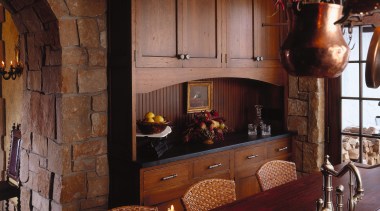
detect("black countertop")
(135, 132), (293, 168)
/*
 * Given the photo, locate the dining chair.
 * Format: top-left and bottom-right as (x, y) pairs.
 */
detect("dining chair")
(182, 178), (236, 211)
(109, 205), (158, 211)
(0, 124), (21, 211)
(256, 160), (297, 191)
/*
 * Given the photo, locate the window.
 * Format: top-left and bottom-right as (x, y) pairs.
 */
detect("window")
(328, 25), (380, 166)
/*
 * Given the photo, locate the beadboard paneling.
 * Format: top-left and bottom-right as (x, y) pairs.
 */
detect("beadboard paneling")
(136, 78), (284, 135)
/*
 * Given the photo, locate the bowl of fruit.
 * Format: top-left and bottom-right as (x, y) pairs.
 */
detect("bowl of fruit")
(137, 112), (170, 134)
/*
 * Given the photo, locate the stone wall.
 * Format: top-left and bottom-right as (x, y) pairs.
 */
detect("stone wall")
(288, 76), (325, 173)
(0, 0), (108, 210)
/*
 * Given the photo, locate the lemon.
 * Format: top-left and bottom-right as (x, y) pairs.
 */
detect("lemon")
(154, 115), (165, 123)
(144, 112), (155, 119)
(145, 118), (155, 123)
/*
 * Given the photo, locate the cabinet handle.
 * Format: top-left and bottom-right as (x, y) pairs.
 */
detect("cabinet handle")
(161, 174), (178, 181)
(277, 146), (288, 152)
(208, 163), (222, 169)
(247, 154), (259, 159)
(185, 54), (190, 60)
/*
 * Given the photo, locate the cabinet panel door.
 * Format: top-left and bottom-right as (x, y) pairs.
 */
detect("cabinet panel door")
(226, 0), (257, 68)
(182, 0), (222, 68)
(235, 175), (261, 200)
(135, 0), (183, 67)
(254, 0), (283, 68)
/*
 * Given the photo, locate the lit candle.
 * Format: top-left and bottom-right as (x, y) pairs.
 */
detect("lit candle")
(167, 205), (174, 211)
(1, 61), (4, 68)
(10, 61), (13, 67)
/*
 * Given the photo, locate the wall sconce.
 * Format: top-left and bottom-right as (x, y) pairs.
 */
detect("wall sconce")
(0, 60), (23, 80)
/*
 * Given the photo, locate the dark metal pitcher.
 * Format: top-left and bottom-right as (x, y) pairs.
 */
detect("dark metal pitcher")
(280, 3), (350, 78)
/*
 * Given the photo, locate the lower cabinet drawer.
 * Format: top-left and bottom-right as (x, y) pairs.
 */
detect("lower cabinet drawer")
(143, 184), (189, 206)
(235, 144), (266, 167)
(193, 151), (231, 178)
(267, 137), (291, 159)
(143, 162), (192, 191)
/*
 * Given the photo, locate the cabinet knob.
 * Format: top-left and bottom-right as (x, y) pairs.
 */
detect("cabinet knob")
(254, 56), (264, 61)
(185, 54), (190, 60)
(178, 54), (185, 60)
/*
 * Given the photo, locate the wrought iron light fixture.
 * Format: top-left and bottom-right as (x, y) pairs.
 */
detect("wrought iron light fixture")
(0, 60), (23, 80)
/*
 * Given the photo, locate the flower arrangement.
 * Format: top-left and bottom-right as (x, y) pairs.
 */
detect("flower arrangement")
(183, 110), (228, 145)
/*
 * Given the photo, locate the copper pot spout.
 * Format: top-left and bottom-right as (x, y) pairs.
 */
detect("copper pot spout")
(280, 3), (350, 78)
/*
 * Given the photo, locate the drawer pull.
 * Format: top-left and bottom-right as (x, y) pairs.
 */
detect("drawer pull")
(208, 163), (222, 169)
(247, 154), (259, 159)
(161, 174), (178, 181)
(277, 146), (288, 152)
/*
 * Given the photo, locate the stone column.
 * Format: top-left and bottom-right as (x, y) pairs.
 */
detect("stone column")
(288, 76), (325, 173)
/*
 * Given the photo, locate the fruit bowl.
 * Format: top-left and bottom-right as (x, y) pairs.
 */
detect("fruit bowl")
(137, 120), (170, 134)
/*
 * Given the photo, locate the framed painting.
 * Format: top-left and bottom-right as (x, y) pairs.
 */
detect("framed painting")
(187, 81), (213, 113)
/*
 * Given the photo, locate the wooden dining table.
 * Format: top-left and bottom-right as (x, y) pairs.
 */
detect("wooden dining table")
(213, 163), (380, 211)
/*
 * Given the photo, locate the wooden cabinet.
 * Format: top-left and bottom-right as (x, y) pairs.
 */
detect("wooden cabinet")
(135, 0), (222, 68)
(225, 0), (284, 68)
(140, 150), (233, 211)
(234, 137), (292, 199)
(139, 137), (292, 210)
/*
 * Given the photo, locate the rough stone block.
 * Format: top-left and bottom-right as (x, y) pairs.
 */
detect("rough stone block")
(32, 191), (50, 211)
(97, 15), (106, 31)
(308, 92), (325, 144)
(40, 94), (56, 139)
(37, 168), (52, 198)
(100, 31), (107, 49)
(32, 133), (48, 157)
(96, 154), (108, 176)
(27, 35), (43, 71)
(73, 158), (96, 172)
(45, 46), (62, 66)
(27, 70), (42, 91)
(303, 142), (324, 173)
(25, 171), (38, 193)
(62, 47), (88, 65)
(299, 77), (324, 92)
(29, 153), (42, 173)
(92, 93), (107, 112)
(288, 99), (308, 116)
(20, 187), (31, 211)
(288, 75), (298, 98)
(59, 19), (79, 47)
(66, 0), (106, 17)
(80, 195), (108, 210)
(61, 66), (78, 94)
(53, 174), (62, 203)
(293, 140), (303, 172)
(47, 140), (71, 175)
(287, 116), (308, 136)
(88, 49), (106, 67)
(20, 7), (44, 33)
(47, 0), (69, 19)
(87, 175), (109, 198)
(32, 0), (56, 23)
(91, 112), (107, 137)
(78, 69), (107, 93)
(20, 149), (29, 183)
(57, 95), (92, 143)
(77, 18), (99, 48)
(42, 66), (61, 94)
(61, 173), (86, 203)
(73, 138), (107, 160)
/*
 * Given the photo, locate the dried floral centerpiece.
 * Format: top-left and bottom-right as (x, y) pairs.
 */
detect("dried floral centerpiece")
(183, 110), (228, 145)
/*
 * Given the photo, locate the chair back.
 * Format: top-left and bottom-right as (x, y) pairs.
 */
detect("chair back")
(109, 205), (158, 211)
(7, 124), (21, 182)
(182, 178), (236, 211)
(256, 160), (297, 191)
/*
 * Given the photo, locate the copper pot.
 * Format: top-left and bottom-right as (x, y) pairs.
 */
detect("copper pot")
(280, 3), (350, 78)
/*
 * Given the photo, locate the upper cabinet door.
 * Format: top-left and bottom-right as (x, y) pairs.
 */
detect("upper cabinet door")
(182, 0), (222, 68)
(254, 0), (284, 68)
(135, 0), (222, 68)
(226, 0), (284, 68)
(226, 0), (256, 68)
(135, 0), (183, 68)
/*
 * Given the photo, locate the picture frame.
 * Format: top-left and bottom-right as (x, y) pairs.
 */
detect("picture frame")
(187, 81), (213, 113)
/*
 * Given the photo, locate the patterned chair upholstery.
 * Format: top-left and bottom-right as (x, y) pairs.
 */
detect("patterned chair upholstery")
(256, 160), (297, 191)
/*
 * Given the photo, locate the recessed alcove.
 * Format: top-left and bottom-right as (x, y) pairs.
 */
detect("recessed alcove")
(136, 78), (285, 138)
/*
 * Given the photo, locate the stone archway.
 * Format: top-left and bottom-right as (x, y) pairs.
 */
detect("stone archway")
(1, 0), (108, 210)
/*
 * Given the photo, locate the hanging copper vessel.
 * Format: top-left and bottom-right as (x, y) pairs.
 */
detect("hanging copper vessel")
(280, 3), (350, 78)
